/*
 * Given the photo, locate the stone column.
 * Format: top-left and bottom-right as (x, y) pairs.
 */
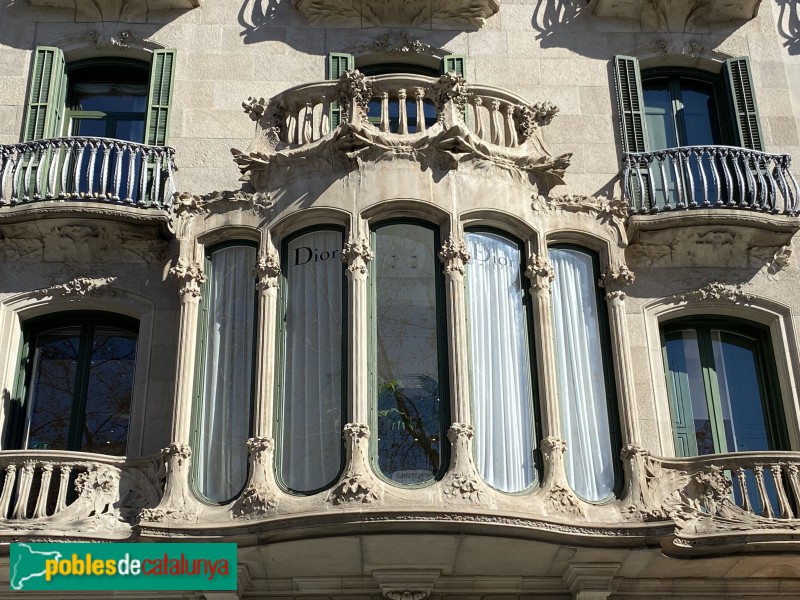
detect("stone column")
(438, 235), (471, 425)
(599, 265), (639, 447)
(341, 231), (373, 425)
(251, 247), (281, 438)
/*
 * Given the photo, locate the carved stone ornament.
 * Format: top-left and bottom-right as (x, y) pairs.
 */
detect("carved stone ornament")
(540, 436), (585, 517)
(532, 194), (628, 247)
(438, 236), (470, 277)
(230, 437), (279, 519)
(205, 189), (274, 215)
(765, 245), (792, 279)
(341, 235), (374, 275)
(169, 259), (207, 299)
(516, 102), (560, 141)
(337, 71), (373, 125)
(83, 29), (142, 50)
(587, 0), (760, 30)
(32, 276), (117, 299)
(386, 592), (428, 600)
(140, 443), (199, 523)
(28, 0), (199, 23)
(525, 254), (555, 291)
(254, 251), (281, 290)
(292, 0), (498, 28)
(171, 191), (208, 219)
(671, 282), (754, 304)
(442, 423), (484, 503)
(326, 423), (381, 505)
(431, 73), (469, 122)
(352, 32), (435, 55)
(373, 569), (440, 600)
(598, 265), (635, 300)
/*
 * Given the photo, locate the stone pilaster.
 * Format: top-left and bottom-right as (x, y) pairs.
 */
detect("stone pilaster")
(251, 249), (281, 438)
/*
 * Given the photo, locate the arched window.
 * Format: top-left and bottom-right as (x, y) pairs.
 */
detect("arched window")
(662, 319), (788, 456)
(194, 243), (257, 503)
(549, 246), (619, 501)
(277, 228), (346, 493)
(465, 230), (538, 492)
(11, 313), (138, 456)
(372, 221), (449, 485)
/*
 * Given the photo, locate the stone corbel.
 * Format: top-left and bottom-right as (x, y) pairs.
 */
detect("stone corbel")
(540, 437), (585, 517)
(140, 443), (200, 523)
(230, 437), (279, 519)
(169, 258), (207, 303)
(326, 423), (382, 505)
(373, 569), (440, 600)
(562, 561), (621, 600)
(441, 423), (485, 503)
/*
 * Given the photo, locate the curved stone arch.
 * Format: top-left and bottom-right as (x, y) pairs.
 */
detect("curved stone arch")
(361, 197), (453, 233)
(268, 206), (352, 242)
(642, 292), (800, 456)
(544, 228), (621, 274)
(53, 30), (167, 64)
(0, 286), (157, 457)
(460, 208), (542, 252)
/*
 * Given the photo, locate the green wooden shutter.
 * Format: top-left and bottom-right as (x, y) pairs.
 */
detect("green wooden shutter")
(441, 55), (466, 78)
(725, 57), (763, 151)
(23, 47), (66, 141)
(614, 55), (647, 153)
(663, 337), (698, 457)
(145, 49), (176, 146)
(328, 53), (353, 129)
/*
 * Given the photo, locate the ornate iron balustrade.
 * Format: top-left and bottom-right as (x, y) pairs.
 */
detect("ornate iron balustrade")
(623, 146), (800, 215)
(0, 137), (176, 210)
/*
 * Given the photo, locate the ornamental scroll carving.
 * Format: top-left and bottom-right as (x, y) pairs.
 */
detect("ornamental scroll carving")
(431, 73), (469, 123)
(438, 236), (470, 278)
(326, 424), (381, 505)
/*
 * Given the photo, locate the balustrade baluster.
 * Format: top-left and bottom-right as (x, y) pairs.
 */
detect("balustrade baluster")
(635, 159), (648, 212)
(321, 97), (331, 136)
(47, 141), (60, 199)
(769, 464), (794, 519)
(719, 148), (735, 206)
(731, 151), (746, 208)
(735, 467), (752, 513)
(138, 149), (151, 206)
(504, 104), (517, 147)
(55, 465), (71, 513)
(60, 141), (72, 199)
(754, 156), (769, 209)
(773, 159), (792, 214)
(398, 89), (408, 135)
(112, 143), (123, 201)
(694, 148), (709, 207)
(126, 146), (136, 203)
(489, 100), (502, 145)
(0, 464), (17, 518)
(753, 465), (774, 518)
(764, 156), (780, 212)
(72, 142), (86, 197)
(415, 89), (426, 133)
(22, 146), (36, 202)
(151, 151), (163, 209)
(1, 149), (16, 205)
(669, 150), (684, 208)
(99, 141), (111, 197)
(33, 464), (53, 518)
(785, 162), (800, 214)
(12, 462), (35, 520)
(646, 158), (657, 211)
(380, 92), (389, 132)
(33, 142), (48, 200)
(301, 102), (312, 144)
(86, 141), (99, 196)
(657, 152), (671, 210)
(163, 150), (175, 208)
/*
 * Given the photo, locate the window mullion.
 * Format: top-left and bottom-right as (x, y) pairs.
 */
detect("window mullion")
(69, 323), (94, 452)
(697, 327), (728, 454)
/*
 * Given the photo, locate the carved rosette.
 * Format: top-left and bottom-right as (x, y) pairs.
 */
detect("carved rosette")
(169, 259), (207, 302)
(431, 73), (469, 124)
(438, 236), (470, 279)
(525, 254), (555, 292)
(336, 71), (373, 125)
(140, 442), (199, 523)
(540, 436), (585, 517)
(598, 265), (635, 301)
(254, 251), (281, 291)
(326, 423), (381, 505)
(442, 423), (484, 503)
(672, 282), (754, 305)
(230, 437), (279, 519)
(342, 235), (374, 278)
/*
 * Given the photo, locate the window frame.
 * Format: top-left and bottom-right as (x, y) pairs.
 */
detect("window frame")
(274, 225), (348, 495)
(369, 218), (451, 487)
(464, 226), (542, 492)
(9, 311), (139, 455)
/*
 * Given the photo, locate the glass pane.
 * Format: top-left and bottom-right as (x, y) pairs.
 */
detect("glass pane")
(281, 230), (344, 492)
(72, 118), (108, 137)
(550, 248), (615, 501)
(663, 330), (713, 456)
(26, 329), (81, 451)
(81, 329), (136, 456)
(711, 330), (770, 452)
(375, 223), (444, 484)
(466, 232), (535, 492)
(680, 80), (720, 146)
(73, 91), (147, 113)
(114, 119), (145, 143)
(197, 246), (256, 502)
(643, 80), (678, 151)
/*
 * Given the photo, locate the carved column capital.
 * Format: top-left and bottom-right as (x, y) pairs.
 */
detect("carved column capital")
(443, 423), (484, 503)
(254, 251), (281, 291)
(525, 254), (555, 292)
(169, 259), (207, 302)
(342, 235), (374, 277)
(231, 436), (279, 519)
(438, 236), (470, 279)
(598, 265), (635, 300)
(327, 423), (382, 505)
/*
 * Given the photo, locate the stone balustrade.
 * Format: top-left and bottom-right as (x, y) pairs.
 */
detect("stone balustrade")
(623, 146), (799, 215)
(0, 137), (176, 210)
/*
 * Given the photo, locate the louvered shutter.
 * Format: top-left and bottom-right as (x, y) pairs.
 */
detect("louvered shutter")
(328, 53), (353, 129)
(145, 49), (176, 146)
(23, 47), (66, 141)
(614, 56), (647, 153)
(441, 55), (466, 78)
(725, 57), (763, 151)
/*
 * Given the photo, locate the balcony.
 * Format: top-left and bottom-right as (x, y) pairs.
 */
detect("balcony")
(0, 138), (176, 220)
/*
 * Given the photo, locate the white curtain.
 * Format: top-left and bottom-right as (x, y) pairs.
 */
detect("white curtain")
(282, 231), (343, 492)
(550, 248), (615, 501)
(466, 232), (535, 492)
(197, 245), (256, 502)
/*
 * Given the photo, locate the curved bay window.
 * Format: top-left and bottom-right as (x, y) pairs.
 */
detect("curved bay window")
(465, 231), (538, 492)
(372, 221), (449, 485)
(662, 319), (788, 457)
(12, 313), (138, 456)
(194, 243), (257, 503)
(549, 246), (619, 502)
(277, 228), (346, 493)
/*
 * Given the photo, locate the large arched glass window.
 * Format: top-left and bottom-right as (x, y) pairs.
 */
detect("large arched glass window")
(194, 243), (257, 503)
(549, 246), (619, 502)
(13, 313), (138, 456)
(372, 221), (449, 485)
(662, 319), (788, 457)
(465, 230), (537, 492)
(278, 228), (345, 493)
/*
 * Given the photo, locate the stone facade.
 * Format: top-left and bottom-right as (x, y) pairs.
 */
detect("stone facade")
(1, 0), (800, 598)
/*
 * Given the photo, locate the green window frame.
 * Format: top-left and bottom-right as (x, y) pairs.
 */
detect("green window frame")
(23, 46), (176, 145)
(662, 318), (788, 457)
(9, 312), (139, 456)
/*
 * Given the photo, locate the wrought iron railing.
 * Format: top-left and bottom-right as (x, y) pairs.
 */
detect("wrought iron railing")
(0, 137), (176, 210)
(623, 146), (800, 215)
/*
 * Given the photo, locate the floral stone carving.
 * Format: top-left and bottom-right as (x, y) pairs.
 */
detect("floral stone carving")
(140, 443), (199, 523)
(438, 236), (470, 278)
(442, 424), (483, 503)
(230, 437), (279, 519)
(326, 423), (381, 505)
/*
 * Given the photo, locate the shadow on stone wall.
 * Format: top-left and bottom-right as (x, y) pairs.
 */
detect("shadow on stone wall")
(531, 0), (610, 60)
(777, 0), (800, 56)
(239, 0), (287, 44)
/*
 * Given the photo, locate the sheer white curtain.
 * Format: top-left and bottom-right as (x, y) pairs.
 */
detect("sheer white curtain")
(197, 245), (256, 502)
(550, 247), (615, 501)
(282, 230), (343, 492)
(466, 232), (535, 492)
